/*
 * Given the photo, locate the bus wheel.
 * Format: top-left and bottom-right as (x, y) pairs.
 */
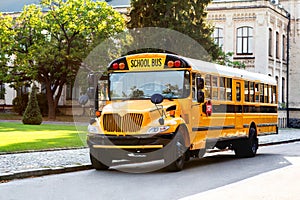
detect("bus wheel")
(233, 127), (258, 158)
(165, 132), (187, 172)
(90, 153), (111, 170)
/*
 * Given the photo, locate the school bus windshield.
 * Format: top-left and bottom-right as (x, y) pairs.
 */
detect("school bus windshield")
(109, 70), (190, 100)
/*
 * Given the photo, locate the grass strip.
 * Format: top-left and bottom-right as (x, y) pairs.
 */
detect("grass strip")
(0, 122), (87, 153)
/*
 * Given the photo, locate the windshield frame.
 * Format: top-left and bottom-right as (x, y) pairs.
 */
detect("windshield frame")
(108, 70), (191, 101)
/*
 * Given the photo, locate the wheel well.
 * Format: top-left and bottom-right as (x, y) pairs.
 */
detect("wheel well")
(175, 124), (190, 148)
(249, 122), (257, 137)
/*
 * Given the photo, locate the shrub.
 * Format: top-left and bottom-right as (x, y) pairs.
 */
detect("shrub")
(22, 85), (43, 125)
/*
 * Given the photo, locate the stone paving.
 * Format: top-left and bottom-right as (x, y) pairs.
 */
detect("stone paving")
(1, 128), (300, 178)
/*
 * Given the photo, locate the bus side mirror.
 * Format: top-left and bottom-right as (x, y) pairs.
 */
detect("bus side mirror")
(197, 91), (205, 103)
(151, 93), (164, 104)
(196, 77), (204, 90)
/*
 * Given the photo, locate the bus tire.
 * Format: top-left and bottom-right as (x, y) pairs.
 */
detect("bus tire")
(233, 127), (258, 158)
(90, 153), (111, 170)
(164, 129), (187, 172)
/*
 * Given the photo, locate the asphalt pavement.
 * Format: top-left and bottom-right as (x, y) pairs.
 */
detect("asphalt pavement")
(1, 126), (300, 181)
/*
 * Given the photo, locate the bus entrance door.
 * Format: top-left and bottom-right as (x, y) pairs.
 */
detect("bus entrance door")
(234, 81), (243, 129)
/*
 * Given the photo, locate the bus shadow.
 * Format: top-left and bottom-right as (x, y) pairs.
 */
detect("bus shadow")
(184, 152), (291, 174)
(104, 152), (290, 175)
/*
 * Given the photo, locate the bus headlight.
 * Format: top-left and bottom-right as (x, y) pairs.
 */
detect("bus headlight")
(88, 124), (99, 134)
(147, 126), (170, 134)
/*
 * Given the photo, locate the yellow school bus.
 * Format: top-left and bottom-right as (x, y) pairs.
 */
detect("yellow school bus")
(87, 53), (278, 171)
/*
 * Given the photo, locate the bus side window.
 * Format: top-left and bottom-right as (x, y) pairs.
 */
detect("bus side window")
(205, 75), (212, 99)
(272, 85), (277, 103)
(226, 78), (232, 100)
(255, 83), (260, 102)
(244, 81), (249, 102)
(212, 76), (219, 100)
(264, 84), (269, 103)
(250, 82), (255, 102)
(236, 82), (241, 102)
(268, 85), (272, 103)
(220, 77), (226, 100)
(260, 84), (264, 103)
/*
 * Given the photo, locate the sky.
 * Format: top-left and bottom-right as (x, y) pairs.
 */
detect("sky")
(0, 0), (130, 13)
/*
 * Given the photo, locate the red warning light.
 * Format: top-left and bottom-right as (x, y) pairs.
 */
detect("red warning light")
(174, 60), (181, 67)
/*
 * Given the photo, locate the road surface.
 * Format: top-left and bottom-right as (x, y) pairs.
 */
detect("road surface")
(1, 142), (300, 200)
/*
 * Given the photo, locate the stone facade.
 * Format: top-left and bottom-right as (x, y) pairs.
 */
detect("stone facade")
(207, 0), (294, 127)
(280, 0), (300, 127)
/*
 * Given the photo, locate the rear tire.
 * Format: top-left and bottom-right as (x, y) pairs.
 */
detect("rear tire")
(233, 127), (258, 158)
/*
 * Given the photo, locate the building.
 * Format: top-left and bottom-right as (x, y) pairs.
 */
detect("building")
(280, 0), (300, 127)
(207, 0), (300, 127)
(207, 0), (290, 127)
(1, 0), (299, 127)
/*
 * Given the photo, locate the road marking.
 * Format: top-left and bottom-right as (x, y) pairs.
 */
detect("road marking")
(179, 157), (300, 200)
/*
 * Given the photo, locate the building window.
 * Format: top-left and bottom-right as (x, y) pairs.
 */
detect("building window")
(282, 35), (286, 61)
(276, 32), (280, 59)
(213, 27), (224, 49)
(0, 84), (5, 99)
(66, 83), (80, 100)
(269, 28), (272, 57)
(236, 26), (253, 55)
(282, 77), (285, 103)
(17, 85), (30, 96)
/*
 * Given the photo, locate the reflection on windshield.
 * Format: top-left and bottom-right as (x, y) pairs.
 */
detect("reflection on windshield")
(109, 71), (190, 100)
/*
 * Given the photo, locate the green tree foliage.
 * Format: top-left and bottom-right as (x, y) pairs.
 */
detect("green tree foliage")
(127, 0), (220, 60)
(12, 93), (29, 115)
(22, 85), (43, 125)
(0, 13), (14, 84)
(0, 0), (125, 120)
(216, 51), (246, 69)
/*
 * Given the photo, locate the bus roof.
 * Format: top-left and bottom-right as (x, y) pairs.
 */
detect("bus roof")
(183, 57), (277, 85)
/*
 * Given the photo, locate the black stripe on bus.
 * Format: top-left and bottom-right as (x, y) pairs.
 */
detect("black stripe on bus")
(192, 125), (235, 132)
(244, 123), (277, 128)
(210, 104), (277, 113)
(257, 123), (278, 127)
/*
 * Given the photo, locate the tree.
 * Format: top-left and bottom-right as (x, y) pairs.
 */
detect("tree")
(22, 85), (43, 125)
(0, 0), (125, 120)
(0, 14), (14, 85)
(127, 0), (220, 60)
(216, 51), (246, 69)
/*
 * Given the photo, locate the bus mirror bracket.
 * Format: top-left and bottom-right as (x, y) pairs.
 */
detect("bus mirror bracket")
(197, 90), (205, 103)
(196, 77), (205, 90)
(151, 94), (166, 125)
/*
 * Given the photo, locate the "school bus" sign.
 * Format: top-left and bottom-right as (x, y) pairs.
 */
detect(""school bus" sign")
(126, 54), (166, 71)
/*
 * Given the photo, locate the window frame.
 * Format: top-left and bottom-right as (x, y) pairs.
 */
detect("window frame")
(236, 26), (253, 55)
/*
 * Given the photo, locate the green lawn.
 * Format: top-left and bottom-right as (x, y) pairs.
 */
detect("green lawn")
(0, 122), (87, 153)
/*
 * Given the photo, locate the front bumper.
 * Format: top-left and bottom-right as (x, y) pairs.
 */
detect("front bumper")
(87, 133), (174, 152)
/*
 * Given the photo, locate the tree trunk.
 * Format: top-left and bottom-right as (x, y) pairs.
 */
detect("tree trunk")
(45, 81), (56, 120)
(45, 80), (65, 121)
(47, 90), (56, 120)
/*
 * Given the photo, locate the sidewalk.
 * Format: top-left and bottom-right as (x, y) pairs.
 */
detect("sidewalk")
(1, 128), (300, 181)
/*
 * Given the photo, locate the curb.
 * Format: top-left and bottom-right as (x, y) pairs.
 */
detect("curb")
(259, 138), (300, 146)
(1, 139), (300, 182)
(0, 164), (92, 182)
(0, 147), (88, 156)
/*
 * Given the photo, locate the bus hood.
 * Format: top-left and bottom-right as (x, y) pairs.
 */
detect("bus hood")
(102, 100), (177, 114)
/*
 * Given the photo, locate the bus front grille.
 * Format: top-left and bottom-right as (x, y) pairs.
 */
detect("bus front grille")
(103, 113), (144, 133)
